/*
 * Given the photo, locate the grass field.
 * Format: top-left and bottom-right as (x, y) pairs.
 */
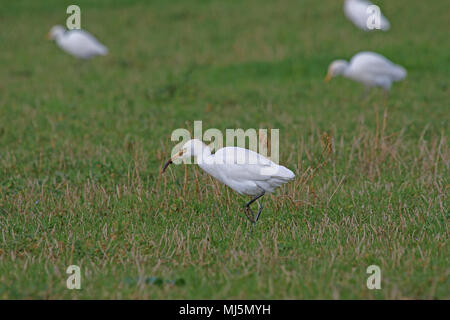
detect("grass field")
(0, 0), (448, 299)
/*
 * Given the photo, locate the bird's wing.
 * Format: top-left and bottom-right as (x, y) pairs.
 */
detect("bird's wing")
(350, 52), (406, 80)
(344, 0), (373, 30)
(64, 30), (108, 56)
(213, 147), (294, 182)
(344, 0), (390, 31)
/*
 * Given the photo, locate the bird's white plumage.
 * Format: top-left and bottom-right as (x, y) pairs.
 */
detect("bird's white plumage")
(344, 0), (390, 31)
(48, 25), (108, 59)
(175, 139), (295, 196)
(327, 51), (407, 90)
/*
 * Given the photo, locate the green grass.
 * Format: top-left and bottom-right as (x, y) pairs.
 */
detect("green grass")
(0, 0), (448, 299)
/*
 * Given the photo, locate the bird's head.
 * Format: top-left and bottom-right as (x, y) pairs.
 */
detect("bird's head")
(162, 139), (207, 173)
(47, 25), (65, 40)
(325, 60), (349, 82)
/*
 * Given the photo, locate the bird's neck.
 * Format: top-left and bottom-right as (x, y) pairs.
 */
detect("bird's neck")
(194, 144), (214, 172)
(54, 32), (66, 44)
(196, 154), (219, 181)
(342, 63), (351, 77)
(193, 143), (212, 162)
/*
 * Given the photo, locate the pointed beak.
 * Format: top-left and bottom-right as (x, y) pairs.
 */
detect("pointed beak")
(161, 150), (184, 173)
(46, 32), (51, 40)
(324, 73), (332, 83)
(162, 159), (172, 173)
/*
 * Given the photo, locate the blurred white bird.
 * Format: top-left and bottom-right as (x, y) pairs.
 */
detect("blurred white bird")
(344, 0), (390, 31)
(325, 51), (407, 93)
(162, 139), (295, 223)
(47, 25), (108, 59)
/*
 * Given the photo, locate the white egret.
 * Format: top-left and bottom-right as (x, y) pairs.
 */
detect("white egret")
(344, 0), (390, 31)
(325, 51), (407, 93)
(47, 25), (108, 59)
(162, 139), (295, 223)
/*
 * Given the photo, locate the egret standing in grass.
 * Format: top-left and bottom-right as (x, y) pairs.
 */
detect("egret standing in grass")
(325, 51), (407, 96)
(47, 25), (108, 60)
(162, 139), (295, 224)
(344, 0), (390, 31)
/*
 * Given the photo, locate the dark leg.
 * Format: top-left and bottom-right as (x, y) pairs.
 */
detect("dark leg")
(359, 87), (370, 101)
(245, 192), (265, 208)
(79, 58), (90, 72)
(244, 192), (265, 223)
(244, 206), (254, 223)
(383, 89), (390, 104)
(254, 200), (264, 223)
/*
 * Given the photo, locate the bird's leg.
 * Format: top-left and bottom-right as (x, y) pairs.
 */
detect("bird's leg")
(383, 89), (389, 105)
(245, 192), (265, 207)
(244, 192), (265, 223)
(254, 200), (264, 223)
(78, 59), (90, 73)
(244, 206), (255, 223)
(359, 87), (370, 101)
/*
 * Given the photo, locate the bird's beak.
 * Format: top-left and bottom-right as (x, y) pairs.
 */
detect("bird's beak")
(46, 32), (51, 40)
(162, 159), (172, 173)
(324, 73), (332, 83)
(161, 150), (184, 173)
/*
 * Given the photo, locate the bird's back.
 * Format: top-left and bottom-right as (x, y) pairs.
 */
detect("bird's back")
(344, 0), (390, 31)
(58, 30), (108, 59)
(203, 147), (295, 195)
(350, 52), (406, 83)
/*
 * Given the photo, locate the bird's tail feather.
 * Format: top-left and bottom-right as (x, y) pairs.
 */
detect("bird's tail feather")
(393, 65), (407, 81)
(97, 45), (108, 56)
(380, 17), (390, 31)
(273, 165), (295, 180)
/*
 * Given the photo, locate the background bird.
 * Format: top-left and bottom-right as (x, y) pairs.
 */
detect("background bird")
(162, 139), (295, 224)
(47, 25), (108, 59)
(325, 51), (407, 94)
(344, 0), (390, 31)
